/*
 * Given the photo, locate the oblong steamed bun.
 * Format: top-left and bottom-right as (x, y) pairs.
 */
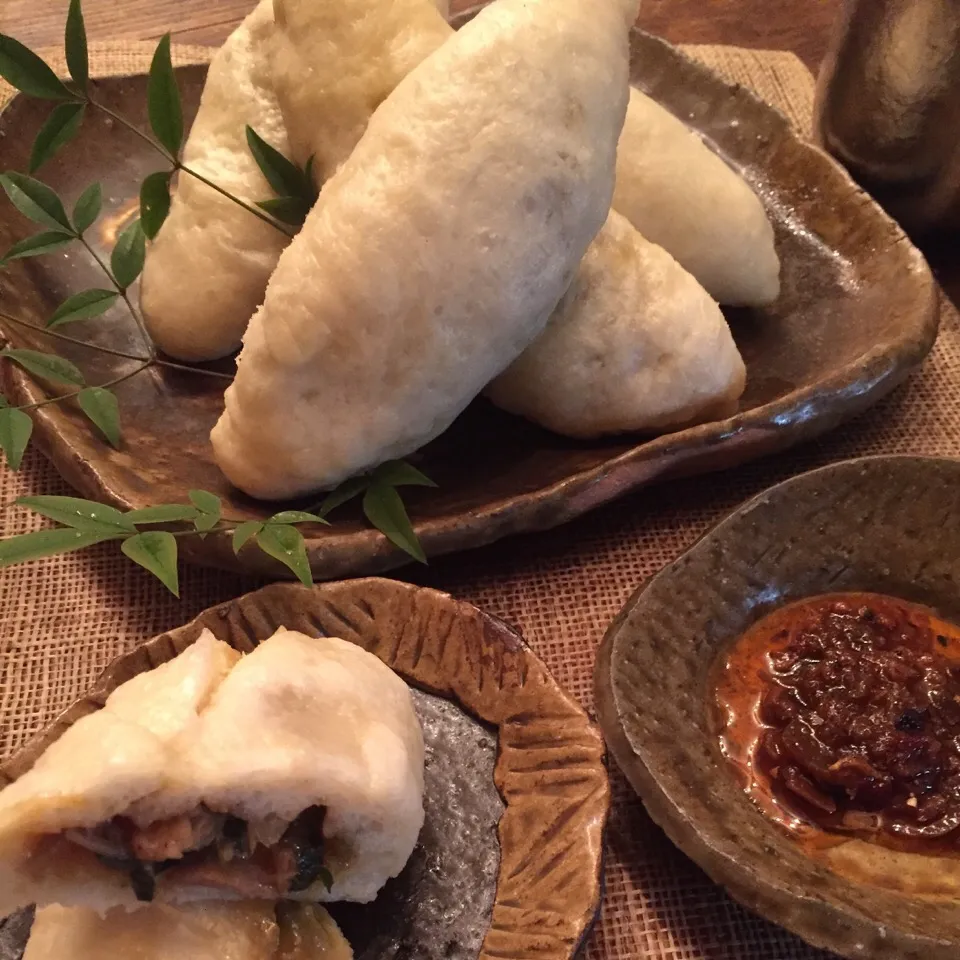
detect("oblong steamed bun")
(211, 0), (638, 500)
(612, 87), (781, 306)
(271, 0), (452, 181)
(0, 629), (424, 915)
(267, 0), (746, 444)
(487, 210), (747, 436)
(140, 0), (291, 362)
(23, 901), (353, 960)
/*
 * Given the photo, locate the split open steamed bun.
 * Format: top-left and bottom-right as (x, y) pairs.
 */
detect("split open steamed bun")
(0, 629), (424, 915)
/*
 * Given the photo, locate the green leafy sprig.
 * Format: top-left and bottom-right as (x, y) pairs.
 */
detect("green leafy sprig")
(1, 492), (328, 594)
(246, 127), (318, 226)
(0, 459), (435, 592)
(0, 2), (432, 585)
(318, 460), (437, 563)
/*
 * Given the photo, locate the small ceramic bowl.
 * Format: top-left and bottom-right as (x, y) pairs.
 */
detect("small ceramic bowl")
(0, 579), (610, 960)
(595, 455), (960, 959)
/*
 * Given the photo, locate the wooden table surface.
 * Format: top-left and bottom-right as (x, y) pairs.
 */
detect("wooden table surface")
(2, 0), (841, 72)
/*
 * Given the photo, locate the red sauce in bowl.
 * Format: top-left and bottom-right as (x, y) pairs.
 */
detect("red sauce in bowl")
(713, 592), (960, 853)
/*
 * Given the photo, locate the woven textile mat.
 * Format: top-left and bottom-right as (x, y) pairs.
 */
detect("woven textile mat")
(2, 39), (958, 960)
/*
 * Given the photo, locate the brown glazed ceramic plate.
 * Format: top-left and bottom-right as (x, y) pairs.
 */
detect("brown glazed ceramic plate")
(595, 454), (960, 960)
(0, 578), (609, 960)
(0, 22), (939, 581)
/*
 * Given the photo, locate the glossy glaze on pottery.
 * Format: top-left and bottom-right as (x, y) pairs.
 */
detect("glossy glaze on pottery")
(0, 578), (610, 960)
(0, 30), (939, 580)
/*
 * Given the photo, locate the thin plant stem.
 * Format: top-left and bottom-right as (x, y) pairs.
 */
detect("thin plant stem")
(85, 97), (292, 237)
(17, 361), (152, 412)
(0, 312), (234, 381)
(87, 98), (175, 162)
(76, 235), (155, 356)
(174, 163), (295, 236)
(153, 359), (234, 380)
(0, 310), (149, 362)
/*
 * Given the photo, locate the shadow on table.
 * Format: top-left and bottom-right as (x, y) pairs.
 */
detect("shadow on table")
(922, 235), (958, 313)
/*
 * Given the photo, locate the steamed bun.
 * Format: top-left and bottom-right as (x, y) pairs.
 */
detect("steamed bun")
(212, 0), (637, 499)
(488, 210), (746, 436)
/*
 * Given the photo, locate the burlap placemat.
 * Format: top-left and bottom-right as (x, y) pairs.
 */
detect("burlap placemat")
(1, 39), (957, 960)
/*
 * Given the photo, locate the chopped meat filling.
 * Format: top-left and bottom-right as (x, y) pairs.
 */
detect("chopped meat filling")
(64, 805), (330, 902)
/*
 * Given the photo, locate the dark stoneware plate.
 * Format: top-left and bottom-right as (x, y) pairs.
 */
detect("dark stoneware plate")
(0, 578), (609, 960)
(595, 455), (960, 959)
(0, 21), (939, 580)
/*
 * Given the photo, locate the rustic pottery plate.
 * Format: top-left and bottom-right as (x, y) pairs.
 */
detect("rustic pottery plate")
(0, 577), (609, 960)
(0, 19), (939, 580)
(595, 454), (960, 960)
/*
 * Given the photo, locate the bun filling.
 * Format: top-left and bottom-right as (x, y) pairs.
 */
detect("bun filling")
(62, 805), (329, 902)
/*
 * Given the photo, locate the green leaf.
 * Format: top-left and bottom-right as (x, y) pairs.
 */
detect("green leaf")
(71, 183), (102, 234)
(372, 460), (437, 489)
(0, 35), (75, 101)
(1, 229), (73, 264)
(246, 127), (313, 201)
(125, 504), (199, 524)
(317, 866), (333, 892)
(139, 170), (172, 240)
(0, 527), (114, 567)
(188, 489), (221, 514)
(255, 523), (312, 586)
(0, 172), (72, 231)
(48, 288), (118, 328)
(110, 218), (145, 289)
(16, 495), (134, 533)
(77, 386), (120, 448)
(0, 406), (32, 470)
(267, 510), (328, 525)
(232, 520), (264, 555)
(29, 102), (84, 173)
(362, 483), (426, 563)
(255, 196), (310, 227)
(64, 0), (89, 91)
(147, 35), (183, 157)
(317, 475), (370, 518)
(1, 348), (84, 385)
(188, 489), (221, 532)
(121, 530), (179, 596)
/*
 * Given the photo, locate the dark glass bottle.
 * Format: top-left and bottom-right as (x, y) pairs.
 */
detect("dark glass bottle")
(813, 0), (960, 237)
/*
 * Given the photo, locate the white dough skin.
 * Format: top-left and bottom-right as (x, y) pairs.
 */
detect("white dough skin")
(488, 210), (747, 437)
(0, 629), (424, 914)
(269, 0), (745, 443)
(271, 0), (453, 180)
(139, 0), (291, 362)
(161, 629), (426, 905)
(212, 0), (638, 500)
(23, 903), (280, 960)
(23, 902), (353, 960)
(613, 87), (781, 307)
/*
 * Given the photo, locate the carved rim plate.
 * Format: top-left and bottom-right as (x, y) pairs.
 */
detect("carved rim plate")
(0, 578), (610, 960)
(0, 20), (939, 581)
(595, 455), (960, 959)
